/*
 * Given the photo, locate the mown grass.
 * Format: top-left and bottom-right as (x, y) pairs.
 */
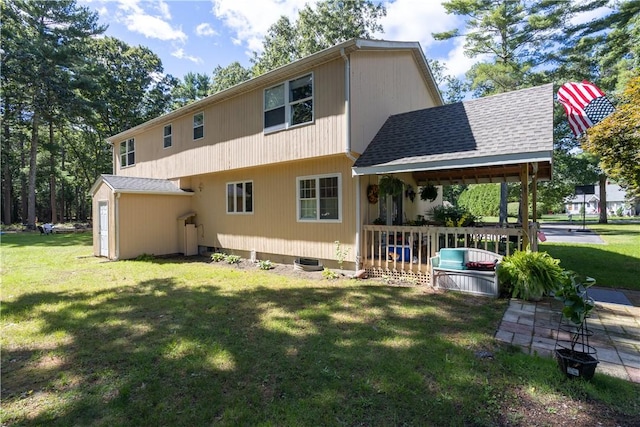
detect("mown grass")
(1, 232), (639, 426)
(540, 223), (640, 291)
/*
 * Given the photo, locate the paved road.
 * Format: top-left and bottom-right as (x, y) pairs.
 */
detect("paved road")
(539, 223), (604, 244)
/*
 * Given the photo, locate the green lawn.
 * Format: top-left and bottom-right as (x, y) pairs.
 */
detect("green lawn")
(1, 233), (639, 426)
(540, 222), (640, 291)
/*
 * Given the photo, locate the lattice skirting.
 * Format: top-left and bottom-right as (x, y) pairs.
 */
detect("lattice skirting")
(365, 267), (431, 285)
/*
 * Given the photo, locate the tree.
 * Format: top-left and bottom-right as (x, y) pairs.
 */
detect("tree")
(427, 59), (468, 104)
(171, 72), (212, 108)
(251, 0), (386, 75)
(1, 0), (105, 227)
(211, 62), (252, 94)
(582, 75), (640, 199)
(434, 0), (607, 224)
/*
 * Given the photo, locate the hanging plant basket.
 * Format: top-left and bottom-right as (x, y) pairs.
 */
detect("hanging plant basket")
(378, 175), (404, 198)
(420, 183), (438, 202)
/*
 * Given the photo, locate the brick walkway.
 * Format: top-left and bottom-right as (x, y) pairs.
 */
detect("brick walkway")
(495, 296), (640, 383)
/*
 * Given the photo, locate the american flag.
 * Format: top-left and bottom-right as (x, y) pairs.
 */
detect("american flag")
(557, 81), (615, 137)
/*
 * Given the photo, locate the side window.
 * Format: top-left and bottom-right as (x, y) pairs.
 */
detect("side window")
(163, 124), (172, 148)
(297, 174), (340, 222)
(120, 138), (135, 167)
(264, 73), (313, 132)
(226, 181), (253, 214)
(193, 112), (204, 140)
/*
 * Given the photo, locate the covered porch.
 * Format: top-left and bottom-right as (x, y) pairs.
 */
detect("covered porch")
(352, 84), (555, 285)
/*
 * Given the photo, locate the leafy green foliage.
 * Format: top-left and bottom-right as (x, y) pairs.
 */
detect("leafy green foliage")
(334, 241), (349, 270)
(211, 62), (252, 94)
(554, 272), (596, 326)
(251, 0), (386, 75)
(428, 205), (478, 227)
(225, 254), (241, 264)
(257, 260), (274, 270)
(321, 267), (339, 280)
(377, 175), (405, 198)
(458, 184), (500, 217)
(210, 252), (226, 262)
(497, 250), (565, 300)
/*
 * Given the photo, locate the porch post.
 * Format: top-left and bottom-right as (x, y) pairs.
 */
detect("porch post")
(520, 163), (530, 250)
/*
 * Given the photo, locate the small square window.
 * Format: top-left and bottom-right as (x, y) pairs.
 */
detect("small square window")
(226, 181), (254, 214)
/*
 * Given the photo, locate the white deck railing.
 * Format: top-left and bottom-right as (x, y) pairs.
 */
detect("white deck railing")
(360, 224), (538, 283)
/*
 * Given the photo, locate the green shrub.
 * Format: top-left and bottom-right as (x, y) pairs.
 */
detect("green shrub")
(225, 254), (241, 264)
(497, 250), (565, 300)
(211, 252), (226, 262)
(257, 260), (274, 270)
(458, 184), (500, 217)
(428, 205), (479, 227)
(322, 268), (339, 280)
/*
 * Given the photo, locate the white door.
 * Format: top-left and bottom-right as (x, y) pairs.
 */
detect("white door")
(99, 202), (109, 257)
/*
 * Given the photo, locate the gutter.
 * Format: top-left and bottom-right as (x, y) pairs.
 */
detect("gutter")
(115, 192), (121, 260)
(341, 48), (361, 271)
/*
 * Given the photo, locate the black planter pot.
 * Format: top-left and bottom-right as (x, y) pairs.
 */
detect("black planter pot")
(555, 348), (599, 380)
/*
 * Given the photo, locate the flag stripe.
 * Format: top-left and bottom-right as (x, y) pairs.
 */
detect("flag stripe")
(557, 80), (613, 137)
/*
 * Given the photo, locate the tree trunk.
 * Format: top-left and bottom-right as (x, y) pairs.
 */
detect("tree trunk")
(2, 123), (12, 225)
(499, 182), (508, 225)
(49, 122), (57, 223)
(27, 112), (39, 229)
(20, 138), (28, 224)
(598, 174), (608, 224)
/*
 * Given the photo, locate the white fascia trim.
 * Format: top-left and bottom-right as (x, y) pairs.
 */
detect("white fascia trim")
(113, 190), (195, 196)
(352, 151), (553, 176)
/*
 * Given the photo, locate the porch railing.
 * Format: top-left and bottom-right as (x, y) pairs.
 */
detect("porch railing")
(360, 223), (539, 284)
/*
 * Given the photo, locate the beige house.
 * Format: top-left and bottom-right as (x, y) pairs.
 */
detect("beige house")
(91, 38), (554, 280)
(91, 39), (443, 265)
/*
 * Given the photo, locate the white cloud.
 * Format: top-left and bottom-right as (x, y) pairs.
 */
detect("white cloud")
(196, 23), (218, 37)
(172, 48), (203, 64)
(378, 0), (459, 48)
(212, 0), (312, 53)
(115, 0), (186, 42)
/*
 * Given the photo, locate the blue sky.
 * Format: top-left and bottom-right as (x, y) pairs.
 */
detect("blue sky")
(80, 0), (610, 82)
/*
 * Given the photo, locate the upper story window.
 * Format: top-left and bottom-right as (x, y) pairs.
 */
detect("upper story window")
(120, 138), (135, 167)
(227, 181), (253, 214)
(297, 174), (341, 222)
(163, 124), (172, 148)
(193, 112), (204, 140)
(264, 73), (313, 132)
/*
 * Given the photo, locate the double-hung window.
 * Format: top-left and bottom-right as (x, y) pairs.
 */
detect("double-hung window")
(297, 174), (341, 222)
(264, 73), (313, 132)
(163, 124), (172, 148)
(227, 181), (253, 214)
(120, 138), (135, 167)
(193, 112), (204, 140)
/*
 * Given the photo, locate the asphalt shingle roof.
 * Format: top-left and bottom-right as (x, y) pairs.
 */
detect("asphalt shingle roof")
(99, 175), (191, 194)
(353, 84), (554, 171)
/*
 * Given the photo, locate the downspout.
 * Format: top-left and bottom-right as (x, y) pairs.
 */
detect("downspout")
(115, 192), (121, 260)
(341, 48), (361, 270)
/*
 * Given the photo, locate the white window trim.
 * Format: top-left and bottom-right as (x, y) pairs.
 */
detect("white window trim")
(120, 138), (135, 168)
(296, 173), (342, 223)
(193, 112), (204, 140)
(226, 181), (254, 215)
(163, 123), (172, 149)
(264, 72), (314, 134)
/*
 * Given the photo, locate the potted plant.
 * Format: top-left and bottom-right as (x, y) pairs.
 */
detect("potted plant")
(554, 272), (599, 380)
(419, 183), (438, 202)
(496, 250), (564, 301)
(378, 175), (405, 198)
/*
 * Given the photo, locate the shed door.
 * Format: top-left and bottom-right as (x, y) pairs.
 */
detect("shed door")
(99, 202), (109, 257)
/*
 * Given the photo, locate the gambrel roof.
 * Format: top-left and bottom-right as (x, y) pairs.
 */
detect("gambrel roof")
(352, 84), (554, 184)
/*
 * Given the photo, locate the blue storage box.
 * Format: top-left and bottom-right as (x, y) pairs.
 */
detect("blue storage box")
(388, 245), (411, 262)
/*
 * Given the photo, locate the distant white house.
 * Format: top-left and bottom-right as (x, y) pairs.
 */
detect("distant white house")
(565, 182), (639, 216)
